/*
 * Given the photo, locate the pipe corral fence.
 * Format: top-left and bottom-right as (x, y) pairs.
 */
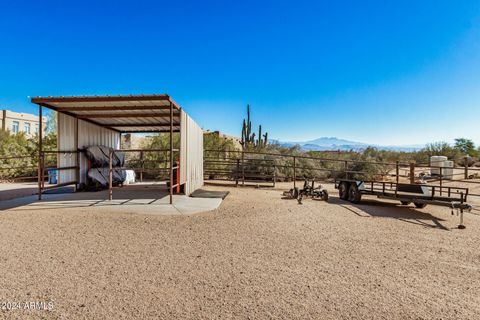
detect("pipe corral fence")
(2, 149), (480, 214)
(203, 149), (480, 203)
(0, 149), (180, 196)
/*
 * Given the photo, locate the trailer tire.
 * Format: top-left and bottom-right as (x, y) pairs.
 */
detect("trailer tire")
(321, 190), (329, 202)
(400, 201), (411, 206)
(338, 182), (349, 200)
(293, 187), (299, 199)
(348, 183), (362, 204)
(414, 202), (427, 209)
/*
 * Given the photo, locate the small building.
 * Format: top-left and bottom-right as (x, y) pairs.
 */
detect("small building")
(31, 94), (203, 203)
(0, 109), (46, 137)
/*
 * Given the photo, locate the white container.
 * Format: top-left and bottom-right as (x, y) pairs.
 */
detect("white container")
(442, 160), (454, 180)
(430, 156), (448, 176)
(124, 169), (136, 185)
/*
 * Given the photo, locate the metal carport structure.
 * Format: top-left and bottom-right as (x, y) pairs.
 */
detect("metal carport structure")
(31, 94), (203, 204)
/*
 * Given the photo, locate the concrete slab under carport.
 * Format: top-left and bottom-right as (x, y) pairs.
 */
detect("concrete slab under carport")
(0, 183), (223, 215)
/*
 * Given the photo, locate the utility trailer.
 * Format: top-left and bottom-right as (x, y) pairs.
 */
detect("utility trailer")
(335, 179), (472, 229)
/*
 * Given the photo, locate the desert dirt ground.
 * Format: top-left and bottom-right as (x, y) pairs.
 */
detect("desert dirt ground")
(1, 181), (480, 319)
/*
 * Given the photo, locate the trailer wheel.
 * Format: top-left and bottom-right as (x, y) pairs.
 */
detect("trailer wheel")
(293, 187), (299, 199)
(339, 182), (349, 200)
(414, 202), (427, 209)
(321, 190), (329, 202)
(400, 201), (411, 206)
(348, 183), (362, 204)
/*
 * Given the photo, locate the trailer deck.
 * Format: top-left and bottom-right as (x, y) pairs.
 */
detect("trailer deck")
(335, 179), (472, 228)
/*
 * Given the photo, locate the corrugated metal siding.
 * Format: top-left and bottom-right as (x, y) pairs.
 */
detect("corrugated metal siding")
(180, 110), (204, 195)
(58, 113), (120, 184)
(58, 113), (75, 184)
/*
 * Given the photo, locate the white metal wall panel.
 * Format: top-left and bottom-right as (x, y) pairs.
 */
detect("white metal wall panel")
(58, 113), (75, 184)
(180, 110), (204, 195)
(180, 111), (187, 184)
(57, 113), (120, 184)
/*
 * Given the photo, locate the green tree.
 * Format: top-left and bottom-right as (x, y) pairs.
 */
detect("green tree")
(421, 141), (461, 160)
(0, 131), (37, 180)
(130, 133), (180, 179)
(46, 110), (57, 133)
(141, 133), (180, 151)
(454, 138), (477, 156)
(203, 132), (239, 179)
(204, 132), (237, 154)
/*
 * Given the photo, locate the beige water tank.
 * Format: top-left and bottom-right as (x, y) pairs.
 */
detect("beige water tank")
(442, 160), (454, 180)
(430, 156), (448, 176)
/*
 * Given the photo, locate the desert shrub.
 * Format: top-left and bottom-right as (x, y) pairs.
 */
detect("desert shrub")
(203, 132), (239, 180)
(0, 131), (56, 180)
(0, 131), (36, 180)
(419, 142), (460, 162)
(130, 133), (180, 179)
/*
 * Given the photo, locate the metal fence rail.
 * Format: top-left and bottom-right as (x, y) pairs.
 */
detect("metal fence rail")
(204, 149), (480, 202)
(2, 149), (480, 203)
(107, 148), (179, 201)
(204, 157), (276, 187)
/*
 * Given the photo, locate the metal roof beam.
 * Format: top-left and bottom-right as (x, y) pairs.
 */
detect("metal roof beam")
(31, 94), (182, 111)
(106, 123), (181, 127)
(55, 105), (178, 112)
(120, 130), (181, 133)
(76, 113), (180, 119)
(31, 95), (170, 103)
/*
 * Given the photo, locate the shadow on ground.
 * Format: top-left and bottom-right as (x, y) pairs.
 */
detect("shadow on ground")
(0, 184), (169, 212)
(326, 196), (450, 230)
(0, 186), (37, 201)
(0, 183), (224, 216)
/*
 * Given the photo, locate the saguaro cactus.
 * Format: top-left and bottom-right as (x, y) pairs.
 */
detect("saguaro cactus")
(241, 104), (268, 149)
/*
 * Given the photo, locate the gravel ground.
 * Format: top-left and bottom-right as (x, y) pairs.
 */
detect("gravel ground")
(1, 182), (480, 319)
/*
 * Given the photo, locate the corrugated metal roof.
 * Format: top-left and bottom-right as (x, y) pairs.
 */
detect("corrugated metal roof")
(31, 94), (182, 133)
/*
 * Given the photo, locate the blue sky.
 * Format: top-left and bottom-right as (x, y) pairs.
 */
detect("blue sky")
(1, 0), (479, 145)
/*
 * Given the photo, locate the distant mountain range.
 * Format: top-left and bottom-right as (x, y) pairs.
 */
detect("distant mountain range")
(271, 137), (424, 152)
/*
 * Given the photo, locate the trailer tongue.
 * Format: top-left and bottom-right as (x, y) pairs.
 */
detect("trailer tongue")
(335, 179), (472, 229)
